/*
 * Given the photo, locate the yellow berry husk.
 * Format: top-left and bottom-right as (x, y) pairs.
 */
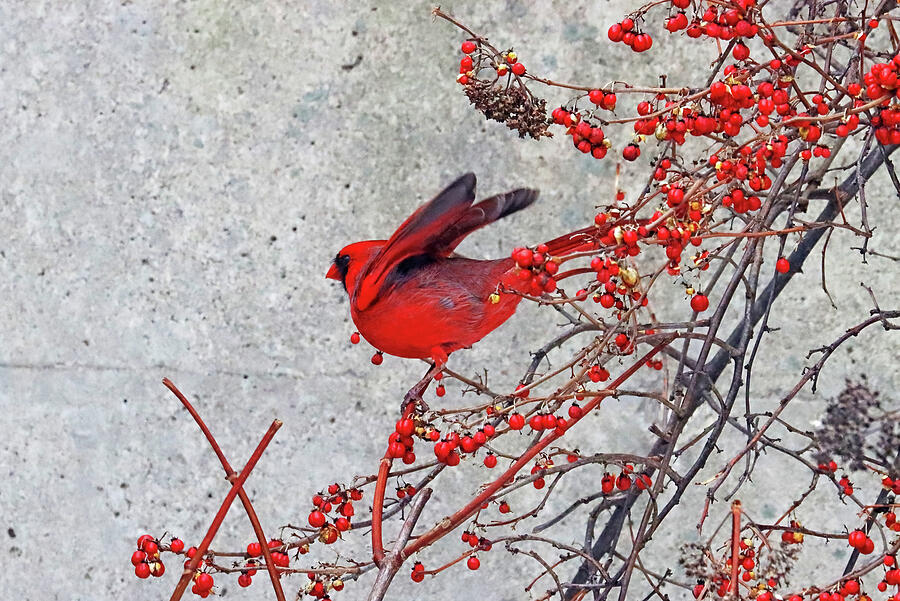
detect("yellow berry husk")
(620, 267), (639, 287)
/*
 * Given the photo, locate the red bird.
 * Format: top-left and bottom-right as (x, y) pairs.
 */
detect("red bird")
(326, 173), (594, 367)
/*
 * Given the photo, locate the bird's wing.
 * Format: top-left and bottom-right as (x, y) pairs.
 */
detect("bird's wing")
(433, 187), (539, 256)
(353, 174), (539, 312)
(353, 173), (477, 311)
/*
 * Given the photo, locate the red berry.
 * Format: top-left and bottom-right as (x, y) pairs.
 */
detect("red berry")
(131, 550), (146, 566)
(247, 542), (261, 557)
(511, 62), (526, 76)
(690, 294), (709, 312)
(350, 332), (360, 344)
(775, 257), (790, 273)
(461, 40), (476, 54)
(396, 418), (415, 436)
(608, 23), (624, 42)
(860, 537), (875, 554)
(623, 144), (640, 161)
(371, 352), (383, 365)
(309, 510), (327, 528)
(142, 540), (159, 556)
(483, 453), (497, 468)
(508, 413), (525, 430)
(196, 572), (214, 591)
(238, 573), (252, 587)
(467, 555), (481, 570)
(848, 529), (866, 548)
(134, 563), (151, 579)
(170, 538), (184, 553)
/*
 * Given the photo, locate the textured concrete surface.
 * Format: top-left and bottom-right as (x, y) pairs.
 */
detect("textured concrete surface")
(1, 2), (898, 600)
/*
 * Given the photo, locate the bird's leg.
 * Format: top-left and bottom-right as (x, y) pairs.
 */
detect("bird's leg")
(401, 362), (443, 415)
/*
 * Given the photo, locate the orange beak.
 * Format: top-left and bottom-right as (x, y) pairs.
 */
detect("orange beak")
(326, 263), (341, 280)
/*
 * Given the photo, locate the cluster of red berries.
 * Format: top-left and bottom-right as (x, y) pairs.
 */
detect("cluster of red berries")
(847, 528), (875, 555)
(866, 54), (900, 144)
(530, 458), (555, 489)
(607, 18), (653, 52)
(876, 555), (900, 595)
(248, 538), (292, 571)
(133, 535), (218, 598)
(692, 540), (766, 599)
(665, 0), (759, 42)
(818, 459), (839, 473)
(389, 417), (420, 464)
(456, 41), (525, 86)
(551, 108), (610, 160)
(864, 53), (900, 101)
(780, 519), (805, 544)
(838, 474), (855, 496)
(307, 483), (362, 543)
(129, 535), (220, 598)
(600, 465), (652, 494)
(131, 534), (172, 580)
(511, 243), (559, 294)
(884, 509), (900, 533)
(432, 422), (496, 466)
(589, 89), (617, 110)
(302, 572), (344, 599)
(190, 572), (215, 598)
(726, 539), (758, 585)
(576, 232), (649, 314)
(461, 530), (493, 553)
(796, 579), (864, 601)
(388, 480), (413, 498)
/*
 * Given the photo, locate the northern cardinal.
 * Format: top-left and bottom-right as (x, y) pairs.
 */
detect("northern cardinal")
(326, 173), (598, 367)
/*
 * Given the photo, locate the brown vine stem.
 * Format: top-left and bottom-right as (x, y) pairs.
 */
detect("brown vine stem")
(400, 337), (675, 558)
(366, 487), (433, 601)
(169, 417), (282, 601)
(162, 379), (286, 601)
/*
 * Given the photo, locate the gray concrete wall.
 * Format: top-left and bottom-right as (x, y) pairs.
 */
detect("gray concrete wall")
(1, 2), (898, 600)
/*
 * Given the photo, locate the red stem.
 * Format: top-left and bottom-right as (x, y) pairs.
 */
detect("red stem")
(162, 379), (286, 601)
(372, 402), (419, 565)
(402, 337), (674, 557)
(371, 455), (392, 565)
(169, 419), (282, 601)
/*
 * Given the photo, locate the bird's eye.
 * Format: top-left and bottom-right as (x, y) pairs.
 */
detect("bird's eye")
(335, 254), (351, 269)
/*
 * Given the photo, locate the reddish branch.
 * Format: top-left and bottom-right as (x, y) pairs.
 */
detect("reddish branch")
(401, 337), (674, 557)
(162, 379), (287, 601)
(168, 405), (282, 601)
(366, 488), (433, 601)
